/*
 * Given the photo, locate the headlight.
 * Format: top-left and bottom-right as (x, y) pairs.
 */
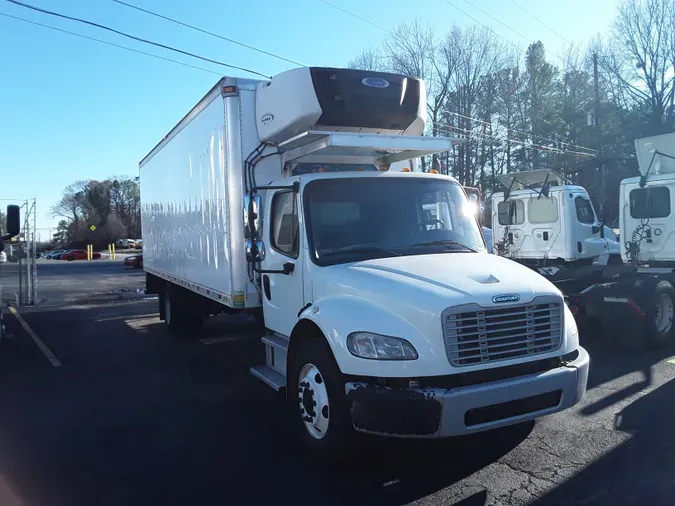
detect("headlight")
(347, 332), (418, 360)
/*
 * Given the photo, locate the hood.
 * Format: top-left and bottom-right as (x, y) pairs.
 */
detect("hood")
(312, 252), (561, 313)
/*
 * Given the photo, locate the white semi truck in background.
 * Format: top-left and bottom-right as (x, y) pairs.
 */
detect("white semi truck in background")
(490, 135), (675, 348)
(490, 169), (621, 265)
(139, 67), (589, 459)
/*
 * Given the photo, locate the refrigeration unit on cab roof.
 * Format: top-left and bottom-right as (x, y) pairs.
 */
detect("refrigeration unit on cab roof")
(255, 67), (427, 144)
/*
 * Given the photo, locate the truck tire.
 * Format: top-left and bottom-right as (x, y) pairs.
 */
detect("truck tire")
(164, 287), (203, 337)
(289, 338), (357, 462)
(644, 280), (675, 348)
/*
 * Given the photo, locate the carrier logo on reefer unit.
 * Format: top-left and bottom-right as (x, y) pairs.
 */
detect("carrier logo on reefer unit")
(492, 294), (520, 304)
(260, 114), (274, 126)
(361, 77), (390, 88)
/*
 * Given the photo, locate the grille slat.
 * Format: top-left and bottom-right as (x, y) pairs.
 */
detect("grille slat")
(445, 322), (561, 339)
(448, 331), (560, 351)
(442, 299), (563, 367)
(445, 307), (555, 327)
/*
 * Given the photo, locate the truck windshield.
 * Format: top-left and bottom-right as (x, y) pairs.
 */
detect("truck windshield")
(303, 177), (486, 266)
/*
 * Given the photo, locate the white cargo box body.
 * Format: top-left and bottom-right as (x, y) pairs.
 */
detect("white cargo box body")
(140, 77), (263, 309)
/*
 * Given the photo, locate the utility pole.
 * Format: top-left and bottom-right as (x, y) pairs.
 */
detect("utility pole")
(593, 52), (606, 211)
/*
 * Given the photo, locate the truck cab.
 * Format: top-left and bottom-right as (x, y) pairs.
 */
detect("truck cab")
(622, 133), (675, 264)
(491, 169), (619, 265)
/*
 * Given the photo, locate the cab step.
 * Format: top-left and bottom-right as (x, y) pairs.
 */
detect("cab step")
(249, 333), (290, 391)
(250, 365), (285, 391)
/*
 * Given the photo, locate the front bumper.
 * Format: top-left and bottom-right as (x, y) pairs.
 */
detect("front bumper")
(345, 346), (589, 438)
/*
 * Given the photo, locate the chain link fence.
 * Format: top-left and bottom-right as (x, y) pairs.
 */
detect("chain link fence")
(0, 198), (37, 306)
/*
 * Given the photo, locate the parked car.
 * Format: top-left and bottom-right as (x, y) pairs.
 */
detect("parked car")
(63, 249), (101, 261)
(123, 254), (143, 269)
(53, 249), (72, 260)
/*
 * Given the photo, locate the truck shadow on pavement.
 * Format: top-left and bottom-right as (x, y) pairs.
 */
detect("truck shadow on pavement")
(531, 375), (675, 506)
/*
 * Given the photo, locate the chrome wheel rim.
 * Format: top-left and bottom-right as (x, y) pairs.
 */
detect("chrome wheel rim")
(297, 363), (330, 440)
(655, 292), (674, 334)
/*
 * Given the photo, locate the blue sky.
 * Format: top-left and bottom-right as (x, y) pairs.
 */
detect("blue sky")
(0, 0), (618, 236)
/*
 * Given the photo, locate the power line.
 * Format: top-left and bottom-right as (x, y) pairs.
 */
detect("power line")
(440, 111), (596, 153)
(442, 0), (565, 63)
(5, 0), (270, 78)
(431, 121), (596, 157)
(441, 0), (523, 54)
(458, 0), (532, 45)
(110, 0), (305, 67)
(0, 12), (222, 76)
(317, 0), (390, 32)
(507, 0), (572, 46)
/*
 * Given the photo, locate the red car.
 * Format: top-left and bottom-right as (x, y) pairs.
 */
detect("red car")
(63, 249), (101, 261)
(123, 254), (143, 268)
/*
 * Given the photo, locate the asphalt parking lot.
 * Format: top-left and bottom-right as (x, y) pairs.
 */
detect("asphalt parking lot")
(0, 260), (674, 506)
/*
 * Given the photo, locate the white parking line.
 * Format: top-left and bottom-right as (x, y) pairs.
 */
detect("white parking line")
(8, 307), (62, 368)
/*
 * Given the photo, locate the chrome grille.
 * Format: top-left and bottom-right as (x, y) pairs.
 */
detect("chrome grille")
(442, 298), (563, 367)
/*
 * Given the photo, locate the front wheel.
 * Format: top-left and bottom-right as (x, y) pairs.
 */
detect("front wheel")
(645, 280), (675, 347)
(289, 339), (357, 462)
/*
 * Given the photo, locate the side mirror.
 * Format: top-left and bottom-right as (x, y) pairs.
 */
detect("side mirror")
(246, 239), (266, 263)
(243, 195), (262, 238)
(468, 194), (478, 205)
(6, 205), (20, 237)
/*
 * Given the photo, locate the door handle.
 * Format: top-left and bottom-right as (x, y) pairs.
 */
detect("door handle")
(253, 262), (295, 275)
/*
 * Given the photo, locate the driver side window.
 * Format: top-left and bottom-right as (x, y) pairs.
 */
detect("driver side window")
(271, 191), (299, 258)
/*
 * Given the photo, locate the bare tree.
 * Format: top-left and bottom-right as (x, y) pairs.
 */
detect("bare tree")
(380, 20), (453, 171)
(49, 180), (91, 224)
(347, 46), (387, 72)
(603, 0), (675, 133)
(441, 25), (505, 184)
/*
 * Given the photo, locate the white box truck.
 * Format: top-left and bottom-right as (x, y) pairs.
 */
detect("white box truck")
(139, 67), (589, 459)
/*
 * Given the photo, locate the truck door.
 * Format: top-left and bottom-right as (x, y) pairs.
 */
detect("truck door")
(571, 193), (610, 260)
(261, 188), (305, 337)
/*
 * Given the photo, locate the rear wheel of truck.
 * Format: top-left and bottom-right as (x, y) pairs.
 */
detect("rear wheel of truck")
(289, 339), (357, 463)
(164, 287), (203, 337)
(645, 281), (675, 348)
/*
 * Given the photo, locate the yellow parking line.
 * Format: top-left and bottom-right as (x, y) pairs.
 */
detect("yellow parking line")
(8, 307), (62, 368)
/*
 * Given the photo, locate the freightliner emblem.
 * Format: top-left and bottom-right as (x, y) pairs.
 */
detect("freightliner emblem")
(492, 294), (520, 304)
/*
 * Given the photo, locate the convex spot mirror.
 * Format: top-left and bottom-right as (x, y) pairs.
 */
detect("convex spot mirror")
(246, 239), (266, 263)
(243, 195), (262, 239)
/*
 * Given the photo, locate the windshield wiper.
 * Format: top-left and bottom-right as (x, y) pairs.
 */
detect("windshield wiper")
(409, 240), (478, 253)
(320, 245), (401, 257)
